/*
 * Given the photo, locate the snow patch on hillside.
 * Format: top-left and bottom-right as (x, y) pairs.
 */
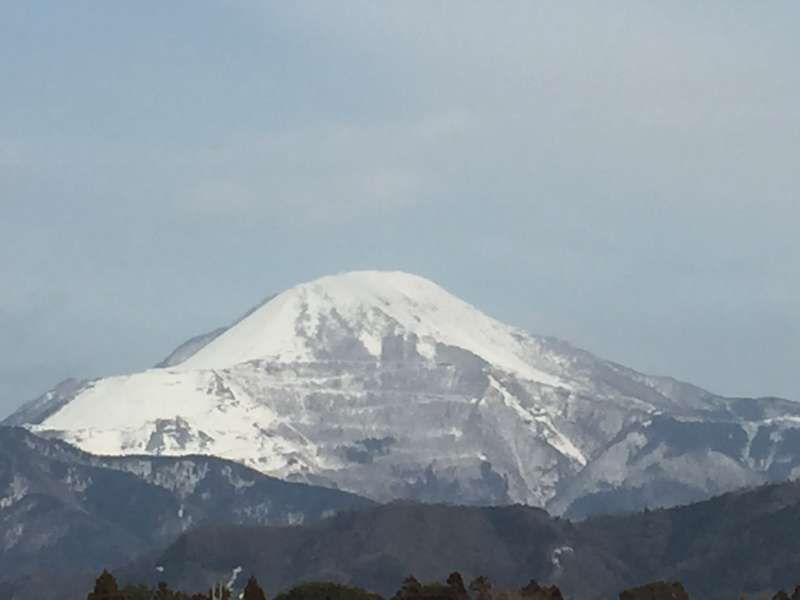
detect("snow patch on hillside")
(488, 376), (586, 466)
(0, 476), (29, 509)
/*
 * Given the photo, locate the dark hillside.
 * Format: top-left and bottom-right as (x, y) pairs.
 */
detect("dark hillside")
(132, 482), (800, 600)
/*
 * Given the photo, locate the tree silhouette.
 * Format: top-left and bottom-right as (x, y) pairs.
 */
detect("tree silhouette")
(243, 577), (267, 600)
(393, 576), (423, 600)
(520, 580), (563, 600)
(446, 573), (469, 600)
(769, 587), (800, 600)
(88, 570), (125, 600)
(274, 581), (382, 600)
(770, 589), (800, 600)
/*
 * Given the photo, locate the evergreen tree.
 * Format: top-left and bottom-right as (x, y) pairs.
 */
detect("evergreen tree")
(243, 577), (267, 600)
(88, 570), (125, 600)
(446, 573), (468, 600)
(519, 581), (563, 600)
(393, 576), (423, 600)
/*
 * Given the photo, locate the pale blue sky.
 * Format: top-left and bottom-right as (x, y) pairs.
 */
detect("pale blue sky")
(1, 2), (798, 416)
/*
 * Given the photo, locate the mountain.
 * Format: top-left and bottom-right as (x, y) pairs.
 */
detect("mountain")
(5, 270), (800, 515)
(0, 427), (373, 596)
(122, 480), (800, 600)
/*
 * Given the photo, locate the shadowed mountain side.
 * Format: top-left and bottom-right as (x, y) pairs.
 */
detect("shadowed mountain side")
(0, 427), (374, 598)
(119, 503), (625, 599)
(127, 480), (800, 600)
(579, 480), (800, 599)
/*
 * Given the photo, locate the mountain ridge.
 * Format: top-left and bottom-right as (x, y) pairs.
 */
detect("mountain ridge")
(5, 270), (799, 515)
(118, 478), (800, 600)
(0, 426), (374, 597)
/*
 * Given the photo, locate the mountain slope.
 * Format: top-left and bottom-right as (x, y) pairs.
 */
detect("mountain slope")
(0, 427), (373, 595)
(123, 480), (800, 600)
(6, 271), (799, 513)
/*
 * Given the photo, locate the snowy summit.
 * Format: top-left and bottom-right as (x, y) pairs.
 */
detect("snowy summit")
(8, 270), (800, 516)
(180, 270), (565, 387)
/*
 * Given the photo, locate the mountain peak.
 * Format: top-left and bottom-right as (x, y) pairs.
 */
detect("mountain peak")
(300, 269), (441, 290)
(178, 270), (564, 386)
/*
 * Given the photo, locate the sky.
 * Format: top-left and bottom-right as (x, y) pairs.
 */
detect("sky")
(1, 2), (798, 417)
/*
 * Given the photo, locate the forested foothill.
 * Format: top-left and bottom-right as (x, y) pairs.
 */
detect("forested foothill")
(85, 569), (712, 600)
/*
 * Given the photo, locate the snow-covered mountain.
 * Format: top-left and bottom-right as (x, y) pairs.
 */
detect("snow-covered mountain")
(5, 270), (800, 515)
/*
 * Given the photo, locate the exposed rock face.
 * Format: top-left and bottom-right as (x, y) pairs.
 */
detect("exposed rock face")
(5, 271), (800, 514)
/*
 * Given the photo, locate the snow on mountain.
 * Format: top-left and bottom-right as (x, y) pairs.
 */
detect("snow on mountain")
(6, 270), (800, 514)
(178, 271), (568, 388)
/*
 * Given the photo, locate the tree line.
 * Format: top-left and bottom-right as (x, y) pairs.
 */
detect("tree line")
(85, 568), (800, 600)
